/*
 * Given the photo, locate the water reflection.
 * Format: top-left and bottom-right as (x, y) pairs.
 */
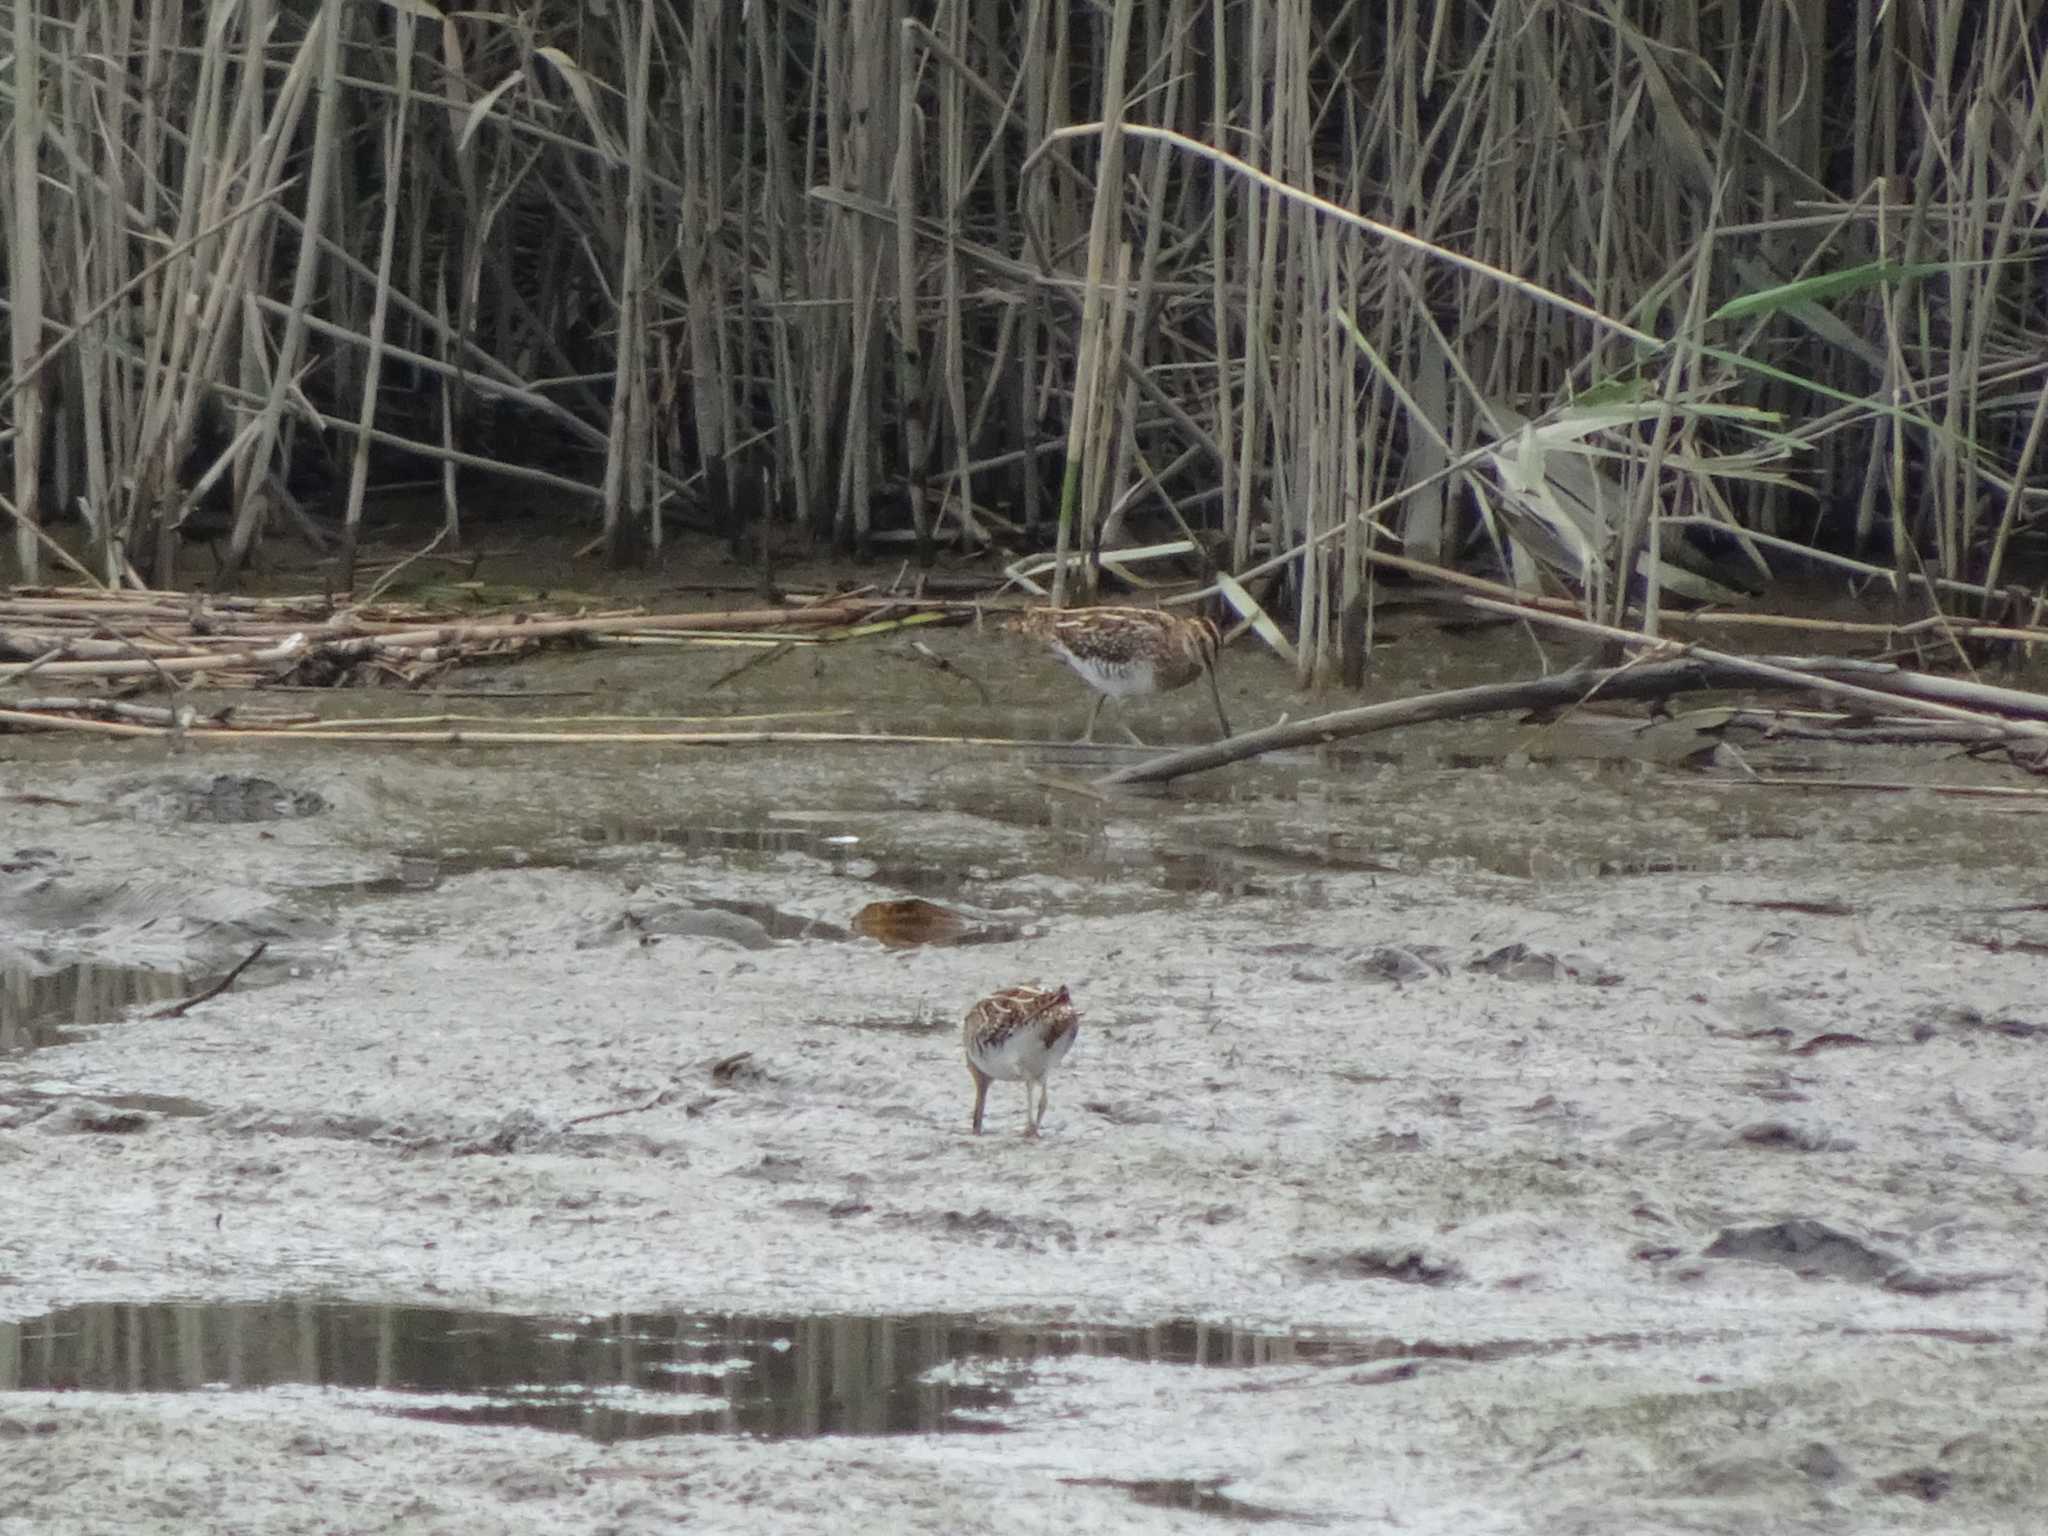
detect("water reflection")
(0, 1301), (1337, 1442)
(0, 959), (189, 1055)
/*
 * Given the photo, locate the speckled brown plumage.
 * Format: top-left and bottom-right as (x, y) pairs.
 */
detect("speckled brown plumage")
(962, 984), (1082, 1136)
(1011, 606), (1231, 743)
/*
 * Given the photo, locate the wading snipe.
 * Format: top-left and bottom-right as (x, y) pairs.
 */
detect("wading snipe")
(962, 984), (1081, 1136)
(1012, 606), (1231, 744)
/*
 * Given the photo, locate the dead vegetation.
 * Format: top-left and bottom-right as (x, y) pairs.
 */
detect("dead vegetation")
(0, 3), (2041, 666)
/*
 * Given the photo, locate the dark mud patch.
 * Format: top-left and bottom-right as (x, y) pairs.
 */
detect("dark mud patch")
(1062, 1475), (1313, 1523)
(1466, 942), (1621, 984)
(879, 1206), (1084, 1252)
(2, 1301), (1348, 1443)
(1701, 1219), (2014, 1294)
(117, 774), (329, 824)
(0, 1088), (212, 1123)
(1290, 1247), (1466, 1286)
(1874, 1466), (1954, 1501)
(576, 815), (1379, 908)
(1345, 944), (1452, 983)
(0, 856), (328, 970)
(322, 851), (854, 948)
(1935, 1005), (2048, 1041)
(311, 847), (578, 898)
(4, 1096), (203, 1134)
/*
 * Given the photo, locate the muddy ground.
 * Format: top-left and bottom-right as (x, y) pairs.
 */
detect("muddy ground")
(3, 579), (2046, 1534)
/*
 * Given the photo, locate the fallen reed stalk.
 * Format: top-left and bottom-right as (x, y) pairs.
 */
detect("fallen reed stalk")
(1728, 780), (2048, 802)
(1097, 651), (2048, 789)
(0, 708), (1145, 752)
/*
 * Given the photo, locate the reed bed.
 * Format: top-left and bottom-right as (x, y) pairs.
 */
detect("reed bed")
(0, 1), (2043, 680)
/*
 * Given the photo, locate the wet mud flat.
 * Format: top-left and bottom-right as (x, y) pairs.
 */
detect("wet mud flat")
(3, 622), (2047, 1533)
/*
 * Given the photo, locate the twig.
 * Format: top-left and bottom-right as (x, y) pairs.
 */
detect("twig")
(96, 625), (189, 695)
(563, 1084), (685, 1128)
(4, 696), (297, 729)
(706, 639), (796, 691)
(910, 639), (992, 704)
(1709, 777), (2048, 800)
(0, 634), (307, 685)
(0, 644), (69, 690)
(0, 710), (1128, 749)
(414, 687), (599, 699)
(357, 525), (451, 608)
(150, 943), (269, 1020)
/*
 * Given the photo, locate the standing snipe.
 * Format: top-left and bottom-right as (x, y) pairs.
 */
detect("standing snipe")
(962, 984), (1081, 1136)
(1012, 606), (1232, 743)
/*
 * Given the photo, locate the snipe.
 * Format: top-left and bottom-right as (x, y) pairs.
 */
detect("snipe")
(1012, 606), (1231, 744)
(962, 984), (1081, 1136)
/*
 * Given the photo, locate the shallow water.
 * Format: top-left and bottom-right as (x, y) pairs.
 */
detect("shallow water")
(3, 1299), (1342, 1441)
(0, 958), (191, 1056)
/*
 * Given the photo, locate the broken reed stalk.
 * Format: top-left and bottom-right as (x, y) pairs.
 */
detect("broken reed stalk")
(1097, 648), (2048, 790)
(1726, 779), (2048, 801)
(1447, 594), (2048, 727)
(0, 710), (1137, 752)
(5, 0), (48, 577)
(1303, 541), (2048, 658)
(224, 1), (341, 570)
(0, 639), (309, 684)
(1051, 0), (1134, 606)
(338, 0), (416, 591)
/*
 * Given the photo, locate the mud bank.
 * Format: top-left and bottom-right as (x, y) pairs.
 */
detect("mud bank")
(3, 618), (2045, 1533)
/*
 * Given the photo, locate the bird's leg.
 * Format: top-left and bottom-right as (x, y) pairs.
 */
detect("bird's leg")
(1081, 692), (1107, 743)
(1204, 663), (1232, 739)
(1022, 1081), (1041, 1137)
(968, 1064), (991, 1134)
